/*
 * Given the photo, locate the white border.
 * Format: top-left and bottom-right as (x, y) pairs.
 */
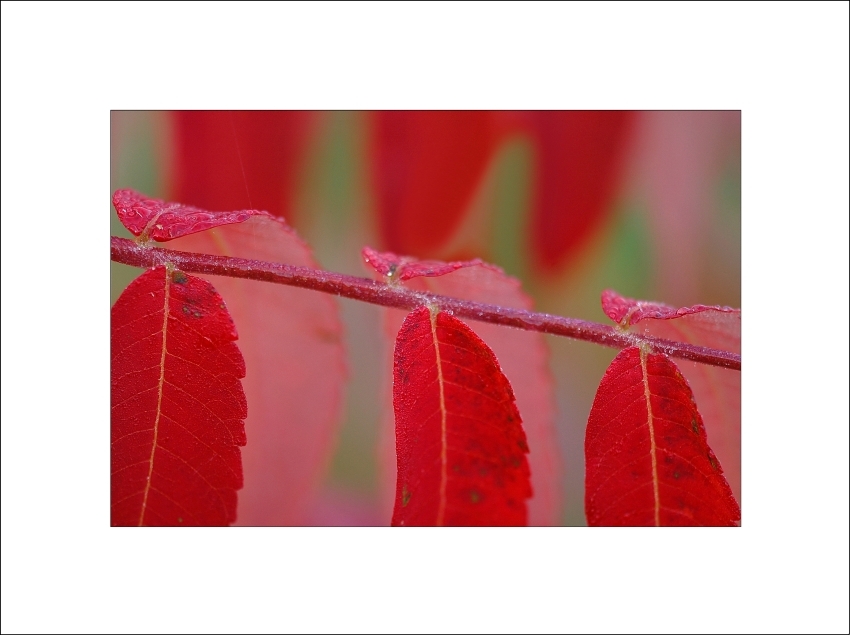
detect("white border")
(2, 2), (848, 633)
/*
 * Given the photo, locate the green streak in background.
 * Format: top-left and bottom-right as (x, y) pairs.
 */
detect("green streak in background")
(295, 111), (364, 270)
(522, 201), (656, 526)
(490, 137), (534, 284)
(487, 136), (655, 313)
(596, 202), (656, 302)
(717, 154), (742, 218)
(299, 112), (382, 497)
(705, 155), (742, 306)
(326, 388), (381, 494)
(530, 199), (656, 323)
(487, 138), (658, 526)
(110, 112), (169, 306)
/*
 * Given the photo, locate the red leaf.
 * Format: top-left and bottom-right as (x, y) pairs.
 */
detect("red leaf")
(171, 110), (315, 222)
(585, 346), (739, 526)
(165, 211), (346, 525)
(601, 290), (741, 503)
(601, 289), (740, 328)
(111, 267), (247, 526)
(526, 111), (635, 273)
(112, 188), (267, 242)
(366, 249), (562, 525)
(362, 246), (485, 281)
(392, 306), (531, 526)
(368, 111), (500, 256)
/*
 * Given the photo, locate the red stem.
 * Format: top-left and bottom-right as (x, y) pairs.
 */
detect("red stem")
(111, 236), (741, 371)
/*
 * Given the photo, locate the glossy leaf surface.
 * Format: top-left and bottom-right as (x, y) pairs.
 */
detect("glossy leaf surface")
(111, 267), (247, 526)
(602, 289), (740, 328)
(362, 246), (485, 281)
(601, 290), (741, 503)
(112, 188), (266, 242)
(392, 306), (531, 526)
(369, 111), (499, 256)
(586, 346), (739, 526)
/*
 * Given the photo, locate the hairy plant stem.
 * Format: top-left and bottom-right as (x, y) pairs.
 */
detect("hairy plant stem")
(111, 236), (741, 371)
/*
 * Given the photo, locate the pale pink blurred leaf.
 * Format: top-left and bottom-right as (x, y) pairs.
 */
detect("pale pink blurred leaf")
(302, 486), (383, 527)
(168, 215), (346, 525)
(632, 111), (740, 302)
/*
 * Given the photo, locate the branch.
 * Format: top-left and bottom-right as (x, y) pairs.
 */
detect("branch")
(111, 237), (741, 371)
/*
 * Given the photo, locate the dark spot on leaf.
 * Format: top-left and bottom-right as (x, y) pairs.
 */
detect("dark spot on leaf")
(402, 485), (411, 507)
(691, 418), (699, 435)
(708, 454), (719, 471)
(517, 439), (528, 452)
(182, 305), (203, 318)
(673, 471), (680, 479)
(171, 271), (188, 284)
(177, 517), (183, 523)
(470, 490), (481, 504)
